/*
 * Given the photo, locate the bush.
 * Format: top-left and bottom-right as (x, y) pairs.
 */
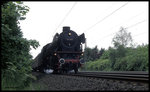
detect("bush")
(1, 2), (39, 90)
(81, 44), (148, 72)
(126, 45), (148, 71)
(80, 59), (111, 71)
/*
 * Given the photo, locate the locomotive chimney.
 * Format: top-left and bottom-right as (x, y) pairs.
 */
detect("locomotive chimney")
(63, 26), (70, 32)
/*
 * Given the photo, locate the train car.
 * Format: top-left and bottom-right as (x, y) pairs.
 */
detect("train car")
(32, 26), (85, 74)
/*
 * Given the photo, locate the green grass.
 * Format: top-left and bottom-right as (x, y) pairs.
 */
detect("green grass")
(23, 82), (46, 90)
(2, 75), (47, 91)
(80, 59), (112, 71)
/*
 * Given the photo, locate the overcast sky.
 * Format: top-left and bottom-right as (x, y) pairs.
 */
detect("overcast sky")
(19, 1), (148, 59)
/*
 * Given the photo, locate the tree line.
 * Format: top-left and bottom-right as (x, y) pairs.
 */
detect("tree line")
(81, 27), (148, 71)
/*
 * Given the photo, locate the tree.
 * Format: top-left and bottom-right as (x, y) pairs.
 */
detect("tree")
(108, 47), (117, 69)
(98, 48), (105, 58)
(112, 27), (133, 48)
(1, 1), (39, 89)
(84, 46), (99, 62)
(90, 46), (99, 61)
(84, 47), (92, 62)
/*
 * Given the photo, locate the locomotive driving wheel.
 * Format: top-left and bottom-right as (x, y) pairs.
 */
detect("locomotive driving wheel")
(73, 64), (78, 74)
(52, 69), (58, 74)
(74, 68), (78, 74)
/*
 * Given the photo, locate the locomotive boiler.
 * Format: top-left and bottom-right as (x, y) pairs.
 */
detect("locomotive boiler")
(32, 26), (85, 74)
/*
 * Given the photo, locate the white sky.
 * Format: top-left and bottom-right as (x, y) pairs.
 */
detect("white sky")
(19, 1), (149, 59)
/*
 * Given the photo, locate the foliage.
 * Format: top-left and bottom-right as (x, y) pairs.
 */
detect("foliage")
(81, 27), (148, 72)
(112, 27), (133, 48)
(113, 44), (148, 71)
(80, 59), (111, 71)
(125, 44), (148, 71)
(80, 44), (148, 71)
(99, 48), (105, 59)
(100, 48), (110, 59)
(84, 46), (104, 62)
(1, 1), (39, 90)
(84, 46), (97, 61)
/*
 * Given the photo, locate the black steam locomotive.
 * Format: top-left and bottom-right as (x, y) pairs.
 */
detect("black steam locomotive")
(32, 26), (85, 74)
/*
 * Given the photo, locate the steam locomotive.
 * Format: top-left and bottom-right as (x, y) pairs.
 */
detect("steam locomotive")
(32, 26), (85, 74)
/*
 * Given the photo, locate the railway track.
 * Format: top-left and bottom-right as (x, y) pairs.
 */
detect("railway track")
(32, 71), (149, 83)
(62, 71), (149, 83)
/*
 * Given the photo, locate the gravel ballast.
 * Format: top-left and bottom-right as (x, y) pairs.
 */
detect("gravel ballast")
(32, 72), (149, 91)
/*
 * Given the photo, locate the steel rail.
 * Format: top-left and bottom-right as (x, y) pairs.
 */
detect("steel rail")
(67, 71), (149, 83)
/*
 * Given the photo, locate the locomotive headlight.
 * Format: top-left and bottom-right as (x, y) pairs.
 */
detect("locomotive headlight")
(59, 58), (65, 64)
(68, 32), (71, 36)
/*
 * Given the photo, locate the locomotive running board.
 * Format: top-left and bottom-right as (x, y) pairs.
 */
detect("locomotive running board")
(56, 51), (83, 54)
